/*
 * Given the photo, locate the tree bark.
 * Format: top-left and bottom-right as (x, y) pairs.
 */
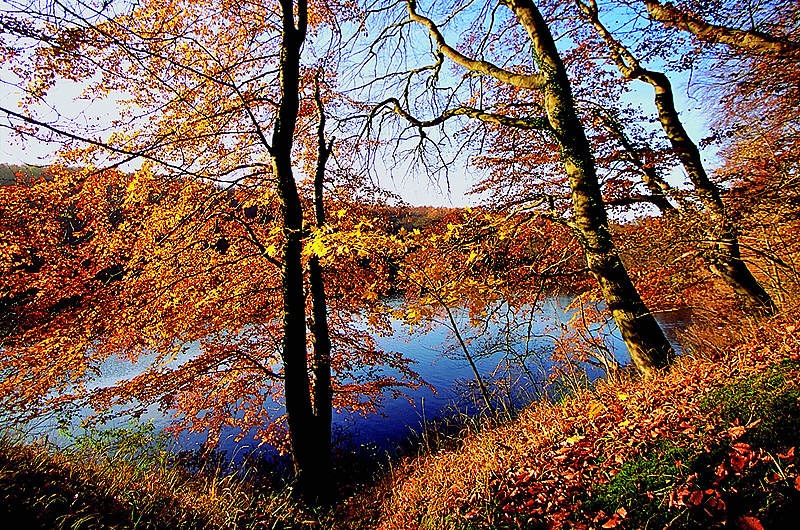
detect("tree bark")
(272, 0), (326, 501)
(508, 0), (674, 374)
(575, 0), (776, 315)
(641, 0), (800, 57)
(308, 75), (333, 497)
(650, 74), (775, 315)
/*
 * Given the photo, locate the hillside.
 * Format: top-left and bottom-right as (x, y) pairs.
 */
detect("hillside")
(352, 311), (800, 528)
(0, 164), (47, 186)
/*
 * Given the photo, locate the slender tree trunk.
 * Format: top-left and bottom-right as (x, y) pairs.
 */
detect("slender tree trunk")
(272, 0), (326, 501)
(509, 0), (674, 375)
(308, 76), (333, 497)
(641, 0), (800, 57)
(591, 107), (680, 214)
(649, 75), (775, 315)
(443, 302), (496, 416)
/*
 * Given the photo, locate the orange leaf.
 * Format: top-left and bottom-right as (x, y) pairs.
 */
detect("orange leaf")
(602, 515), (620, 528)
(688, 490), (703, 506)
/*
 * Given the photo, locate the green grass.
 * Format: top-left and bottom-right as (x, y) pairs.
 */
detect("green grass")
(583, 440), (694, 529)
(699, 359), (800, 450)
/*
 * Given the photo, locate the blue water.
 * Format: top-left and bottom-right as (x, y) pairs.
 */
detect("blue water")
(34, 297), (690, 459)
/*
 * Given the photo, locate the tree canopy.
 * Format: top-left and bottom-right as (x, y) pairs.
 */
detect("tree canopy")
(1, 0), (797, 501)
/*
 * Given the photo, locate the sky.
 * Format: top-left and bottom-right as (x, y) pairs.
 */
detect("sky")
(0, 3), (721, 209)
(0, 79), (717, 208)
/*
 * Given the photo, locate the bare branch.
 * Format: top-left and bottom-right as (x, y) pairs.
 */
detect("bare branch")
(371, 97), (552, 131)
(405, 0), (547, 90)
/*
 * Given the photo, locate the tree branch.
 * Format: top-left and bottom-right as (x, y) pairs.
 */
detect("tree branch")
(405, 0), (547, 89)
(642, 0), (800, 57)
(372, 97), (552, 131)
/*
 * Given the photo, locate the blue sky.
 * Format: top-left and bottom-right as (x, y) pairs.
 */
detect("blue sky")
(0, 6), (721, 208)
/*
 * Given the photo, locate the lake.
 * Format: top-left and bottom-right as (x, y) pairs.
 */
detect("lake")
(35, 297), (690, 461)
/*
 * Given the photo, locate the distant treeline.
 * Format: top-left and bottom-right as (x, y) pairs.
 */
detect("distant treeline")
(376, 205), (460, 232)
(0, 164), (47, 186)
(0, 163), (460, 230)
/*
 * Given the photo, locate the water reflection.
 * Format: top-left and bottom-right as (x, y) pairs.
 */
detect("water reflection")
(34, 298), (691, 460)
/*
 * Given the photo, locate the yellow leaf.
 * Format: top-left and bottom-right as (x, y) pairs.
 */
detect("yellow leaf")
(587, 401), (604, 418)
(565, 434), (584, 445)
(309, 237), (327, 257)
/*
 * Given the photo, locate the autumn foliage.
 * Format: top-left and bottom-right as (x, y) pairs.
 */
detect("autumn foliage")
(0, 166), (416, 449)
(0, 0), (799, 523)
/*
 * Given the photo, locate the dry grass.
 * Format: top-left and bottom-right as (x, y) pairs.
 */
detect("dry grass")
(370, 310), (800, 529)
(0, 429), (309, 529)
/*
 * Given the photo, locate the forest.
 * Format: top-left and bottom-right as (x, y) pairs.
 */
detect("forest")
(0, 0), (799, 528)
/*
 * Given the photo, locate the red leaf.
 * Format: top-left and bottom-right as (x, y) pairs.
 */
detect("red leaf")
(730, 453), (748, 473)
(736, 516), (765, 530)
(688, 490), (704, 506)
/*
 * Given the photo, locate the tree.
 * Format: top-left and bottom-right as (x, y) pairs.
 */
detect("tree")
(572, 0), (777, 315)
(362, 0), (674, 374)
(307, 74), (335, 490)
(0, 0), (415, 502)
(640, 0), (800, 57)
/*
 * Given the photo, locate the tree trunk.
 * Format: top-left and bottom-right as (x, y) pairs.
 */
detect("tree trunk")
(308, 76), (333, 498)
(576, 1), (776, 316)
(649, 74), (775, 315)
(272, 0), (327, 501)
(641, 0), (800, 57)
(509, 0), (674, 375)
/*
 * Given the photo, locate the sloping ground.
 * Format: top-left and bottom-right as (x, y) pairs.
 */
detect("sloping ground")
(374, 314), (800, 529)
(0, 435), (302, 529)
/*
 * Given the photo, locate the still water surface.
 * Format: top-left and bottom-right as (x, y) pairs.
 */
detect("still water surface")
(50, 297), (690, 459)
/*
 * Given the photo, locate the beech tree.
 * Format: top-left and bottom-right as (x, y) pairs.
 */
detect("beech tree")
(0, 0), (416, 501)
(639, 0), (800, 57)
(572, 0), (777, 315)
(361, 0), (674, 374)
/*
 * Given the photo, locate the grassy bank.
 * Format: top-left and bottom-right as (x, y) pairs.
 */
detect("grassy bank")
(3, 312), (800, 529)
(0, 424), (309, 529)
(370, 311), (800, 529)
